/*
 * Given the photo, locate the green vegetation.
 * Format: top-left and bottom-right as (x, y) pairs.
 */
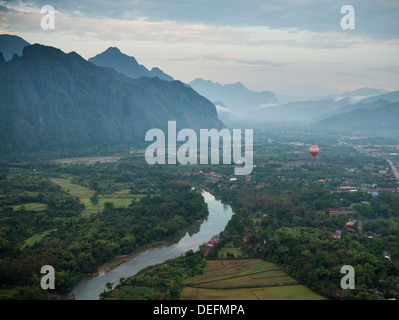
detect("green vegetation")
(1, 128), (399, 300)
(12, 203), (48, 211)
(198, 129), (399, 300)
(101, 249), (206, 300)
(0, 43), (223, 156)
(50, 178), (142, 216)
(20, 229), (56, 250)
(0, 157), (208, 299)
(181, 259), (324, 300)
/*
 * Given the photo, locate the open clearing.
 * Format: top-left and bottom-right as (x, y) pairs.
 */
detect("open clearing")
(53, 156), (122, 164)
(181, 259), (325, 300)
(50, 178), (95, 200)
(50, 178), (139, 216)
(21, 229), (56, 249)
(12, 202), (47, 211)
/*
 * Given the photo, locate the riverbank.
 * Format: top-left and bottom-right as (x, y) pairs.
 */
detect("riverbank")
(67, 190), (234, 300)
(94, 240), (168, 275)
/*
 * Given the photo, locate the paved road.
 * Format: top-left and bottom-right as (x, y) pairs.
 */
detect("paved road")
(386, 157), (399, 182)
(342, 140), (399, 183)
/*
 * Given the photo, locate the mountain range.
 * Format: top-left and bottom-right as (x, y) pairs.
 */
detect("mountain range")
(0, 34), (30, 61)
(188, 78), (279, 117)
(0, 42), (223, 155)
(88, 47), (174, 81)
(275, 87), (389, 104)
(186, 78), (398, 135)
(246, 90), (399, 127)
(0, 33), (397, 154)
(316, 101), (399, 136)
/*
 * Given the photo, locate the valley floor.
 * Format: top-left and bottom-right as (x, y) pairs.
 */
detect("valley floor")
(181, 259), (325, 300)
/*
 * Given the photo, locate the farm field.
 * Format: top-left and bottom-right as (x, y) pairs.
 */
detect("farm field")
(53, 156), (122, 164)
(50, 178), (139, 216)
(181, 259), (325, 300)
(50, 178), (95, 200)
(21, 229), (56, 249)
(12, 202), (48, 211)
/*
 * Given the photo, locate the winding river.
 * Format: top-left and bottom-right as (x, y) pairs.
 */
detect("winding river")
(67, 190), (234, 300)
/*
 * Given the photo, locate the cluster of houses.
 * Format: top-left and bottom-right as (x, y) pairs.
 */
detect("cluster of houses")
(198, 170), (265, 190)
(365, 188), (399, 196)
(327, 207), (355, 214)
(203, 238), (219, 257)
(199, 171), (222, 184)
(364, 231), (379, 239)
(337, 186), (358, 192)
(330, 218), (357, 239)
(199, 170), (242, 186)
(329, 220), (392, 262)
(345, 220), (356, 233)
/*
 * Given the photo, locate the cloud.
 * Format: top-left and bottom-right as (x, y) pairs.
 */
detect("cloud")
(0, 4), (11, 12)
(215, 104), (234, 114)
(202, 52), (235, 61)
(0, 0), (397, 50)
(1, 0), (398, 96)
(1, 0), (398, 41)
(368, 66), (399, 75)
(198, 53), (291, 70)
(0, 7), (381, 51)
(237, 59), (291, 68)
(334, 72), (366, 78)
(256, 103), (279, 110)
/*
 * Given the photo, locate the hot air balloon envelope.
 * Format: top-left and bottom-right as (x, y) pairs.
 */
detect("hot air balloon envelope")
(309, 146), (319, 158)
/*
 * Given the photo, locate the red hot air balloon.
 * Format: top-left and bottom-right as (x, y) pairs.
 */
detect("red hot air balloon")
(309, 146), (319, 158)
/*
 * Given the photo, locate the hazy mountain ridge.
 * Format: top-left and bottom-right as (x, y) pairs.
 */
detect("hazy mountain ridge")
(188, 78), (279, 117)
(359, 91), (399, 104)
(1, 34), (397, 142)
(0, 44), (223, 154)
(88, 47), (174, 81)
(213, 101), (239, 124)
(340, 87), (389, 97)
(316, 101), (399, 135)
(246, 89), (399, 125)
(312, 99), (394, 122)
(187, 78), (395, 132)
(276, 87), (390, 104)
(0, 34), (30, 61)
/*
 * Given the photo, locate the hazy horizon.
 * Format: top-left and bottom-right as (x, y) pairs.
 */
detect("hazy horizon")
(1, 0), (398, 97)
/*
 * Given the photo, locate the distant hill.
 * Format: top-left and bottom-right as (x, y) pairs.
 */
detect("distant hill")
(0, 34), (30, 61)
(316, 102), (399, 135)
(359, 91), (399, 104)
(275, 87), (390, 104)
(245, 90), (399, 125)
(251, 103), (326, 123)
(88, 47), (174, 81)
(0, 44), (223, 154)
(213, 101), (238, 124)
(188, 78), (279, 117)
(312, 99), (393, 122)
(340, 87), (389, 97)
(149, 67), (174, 82)
(247, 98), (353, 123)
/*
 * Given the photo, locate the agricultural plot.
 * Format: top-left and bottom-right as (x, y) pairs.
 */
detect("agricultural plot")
(20, 229), (56, 249)
(217, 247), (245, 259)
(50, 178), (95, 200)
(181, 259), (325, 300)
(50, 178), (138, 216)
(12, 202), (47, 211)
(53, 156), (122, 164)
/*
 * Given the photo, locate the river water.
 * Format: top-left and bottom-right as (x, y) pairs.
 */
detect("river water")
(67, 190), (234, 300)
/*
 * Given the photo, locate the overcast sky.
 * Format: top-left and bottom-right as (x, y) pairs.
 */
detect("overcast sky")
(1, 0), (398, 96)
